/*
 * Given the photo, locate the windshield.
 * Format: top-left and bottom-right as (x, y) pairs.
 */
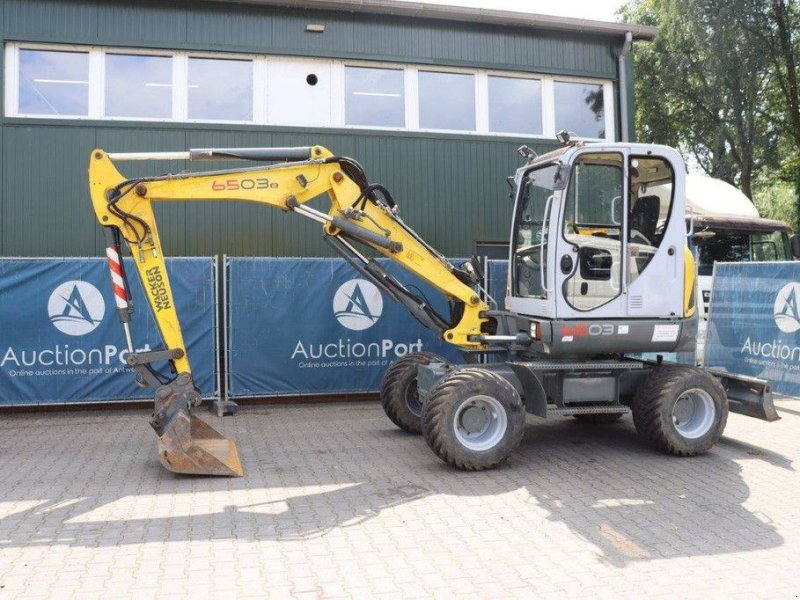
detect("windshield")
(694, 229), (791, 276)
(512, 163), (559, 298)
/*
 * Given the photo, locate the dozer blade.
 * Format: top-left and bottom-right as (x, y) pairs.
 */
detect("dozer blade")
(150, 373), (244, 477)
(709, 369), (780, 422)
(158, 413), (244, 477)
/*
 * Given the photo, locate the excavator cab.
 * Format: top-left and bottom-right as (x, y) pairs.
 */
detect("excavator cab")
(506, 142), (697, 356)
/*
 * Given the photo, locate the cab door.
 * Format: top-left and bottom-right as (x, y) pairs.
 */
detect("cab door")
(505, 162), (561, 320)
(554, 150), (629, 320)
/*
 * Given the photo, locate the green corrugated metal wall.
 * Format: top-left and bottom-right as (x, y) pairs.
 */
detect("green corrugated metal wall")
(0, 0), (627, 258)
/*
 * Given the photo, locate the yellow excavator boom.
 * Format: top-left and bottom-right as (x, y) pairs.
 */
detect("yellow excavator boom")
(88, 145), (489, 477)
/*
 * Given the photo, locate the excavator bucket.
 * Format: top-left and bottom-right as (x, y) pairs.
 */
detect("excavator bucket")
(148, 374), (244, 477)
(157, 412), (244, 477)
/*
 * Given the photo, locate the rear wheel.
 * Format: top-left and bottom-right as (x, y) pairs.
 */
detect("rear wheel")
(381, 352), (447, 434)
(632, 366), (728, 456)
(422, 368), (525, 470)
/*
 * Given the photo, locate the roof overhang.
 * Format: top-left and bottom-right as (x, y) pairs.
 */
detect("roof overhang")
(690, 215), (792, 233)
(206, 0), (658, 41)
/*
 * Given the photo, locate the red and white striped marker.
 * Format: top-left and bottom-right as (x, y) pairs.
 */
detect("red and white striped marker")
(106, 245), (129, 310)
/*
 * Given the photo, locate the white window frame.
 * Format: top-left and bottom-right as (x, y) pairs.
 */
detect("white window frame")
(340, 61), (407, 130)
(8, 43), (94, 119)
(416, 65), (479, 135)
(103, 48), (178, 122)
(484, 70), (546, 137)
(552, 75), (615, 143)
(4, 42), (617, 141)
(184, 52), (257, 124)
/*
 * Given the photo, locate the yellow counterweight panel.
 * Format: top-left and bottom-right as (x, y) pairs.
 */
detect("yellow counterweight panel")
(684, 246), (697, 318)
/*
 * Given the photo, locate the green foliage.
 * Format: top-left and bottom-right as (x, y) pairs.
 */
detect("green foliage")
(753, 175), (799, 228)
(621, 0), (779, 200)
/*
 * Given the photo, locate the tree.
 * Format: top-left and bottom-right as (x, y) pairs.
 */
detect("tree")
(741, 0), (800, 214)
(621, 0), (780, 199)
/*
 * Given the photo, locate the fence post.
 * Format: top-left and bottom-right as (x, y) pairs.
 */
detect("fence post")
(210, 254), (239, 417)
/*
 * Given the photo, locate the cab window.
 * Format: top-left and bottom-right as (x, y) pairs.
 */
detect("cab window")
(513, 164), (558, 298)
(562, 152), (623, 311)
(628, 156), (675, 283)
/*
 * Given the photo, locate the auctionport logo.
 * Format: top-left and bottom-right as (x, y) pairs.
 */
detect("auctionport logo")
(47, 280), (105, 336)
(333, 279), (383, 331)
(774, 282), (800, 334)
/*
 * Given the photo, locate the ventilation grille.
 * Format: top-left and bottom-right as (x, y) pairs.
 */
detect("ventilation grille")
(630, 296), (644, 309)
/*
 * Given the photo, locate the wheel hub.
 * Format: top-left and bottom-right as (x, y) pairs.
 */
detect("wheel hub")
(453, 395), (508, 451)
(405, 380), (422, 417)
(672, 388), (716, 439)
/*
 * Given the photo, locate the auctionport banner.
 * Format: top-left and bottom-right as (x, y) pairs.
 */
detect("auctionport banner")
(0, 258), (217, 405)
(704, 261), (800, 397)
(226, 258), (464, 396)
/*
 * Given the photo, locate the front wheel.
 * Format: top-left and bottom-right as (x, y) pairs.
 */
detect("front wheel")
(422, 368), (525, 470)
(380, 352), (447, 434)
(632, 366), (728, 456)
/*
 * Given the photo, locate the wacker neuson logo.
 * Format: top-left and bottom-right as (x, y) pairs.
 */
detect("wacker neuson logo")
(740, 281), (800, 362)
(47, 280), (105, 336)
(290, 278), (423, 367)
(333, 279), (383, 331)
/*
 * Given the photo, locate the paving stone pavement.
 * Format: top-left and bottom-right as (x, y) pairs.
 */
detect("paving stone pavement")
(1, 398), (799, 599)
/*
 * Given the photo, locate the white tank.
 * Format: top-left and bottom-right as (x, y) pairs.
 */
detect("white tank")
(685, 174), (760, 218)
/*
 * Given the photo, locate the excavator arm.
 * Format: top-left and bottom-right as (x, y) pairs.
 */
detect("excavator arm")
(88, 145), (490, 477)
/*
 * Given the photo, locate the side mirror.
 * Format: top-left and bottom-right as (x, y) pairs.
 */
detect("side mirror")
(791, 233), (800, 259)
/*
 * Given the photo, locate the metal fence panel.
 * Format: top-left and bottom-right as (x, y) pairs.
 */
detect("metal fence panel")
(226, 257), (463, 397)
(0, 257), (217, 405)
(705, 261), (800, 397)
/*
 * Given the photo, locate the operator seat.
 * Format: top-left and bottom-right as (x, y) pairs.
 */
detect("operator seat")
(629, 195), (660, 245)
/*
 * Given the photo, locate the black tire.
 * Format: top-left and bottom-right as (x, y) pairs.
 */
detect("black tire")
(380, 352), (447, 434)
(422, 368), (525, 471)
(573, 413), (624, 424)
(631, 365), (728, 456)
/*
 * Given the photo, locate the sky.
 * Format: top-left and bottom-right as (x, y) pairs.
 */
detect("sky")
(397, 0), (627, 23)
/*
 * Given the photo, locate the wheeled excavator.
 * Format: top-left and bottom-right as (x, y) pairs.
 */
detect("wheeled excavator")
(89, 136), (778, 477)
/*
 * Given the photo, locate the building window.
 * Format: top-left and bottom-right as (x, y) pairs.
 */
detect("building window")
(105, 53), (172, 119)
(6, 43), (615, 140)
(345, 66), (404, 128)
(188, 57), (253, 121)
(488, 75), (542, 135)
(418, 71), (475, 131)
(554, 81), (606, 139)
(18, 49), (89, 116)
